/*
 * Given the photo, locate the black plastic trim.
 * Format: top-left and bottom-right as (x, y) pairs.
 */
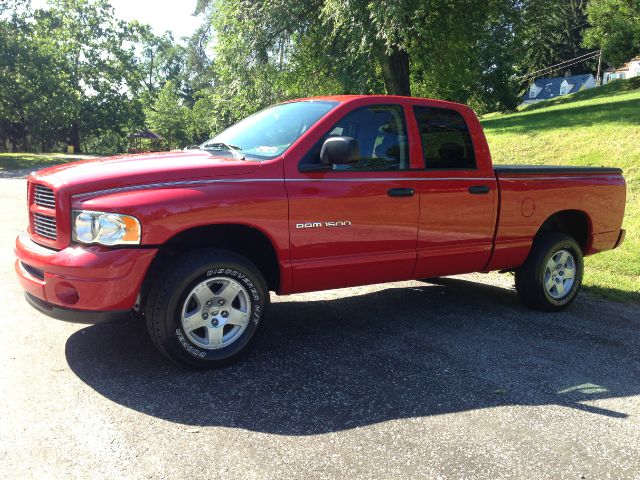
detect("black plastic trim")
(20, 262), (44, 280)
(25, 293), (131, 324)
(298, 163), (331, 173)
(388, 187), (415, 197)
(468, 185), (490, 194)
(614, 229), (626, 249)
(494, 165), (623, 175)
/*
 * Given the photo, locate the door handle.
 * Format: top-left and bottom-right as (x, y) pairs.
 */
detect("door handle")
(388, 188), (415, 197)
(468, 185), (490, 194)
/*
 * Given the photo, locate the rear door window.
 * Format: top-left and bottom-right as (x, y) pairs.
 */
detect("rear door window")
(413, 106), (476, 169)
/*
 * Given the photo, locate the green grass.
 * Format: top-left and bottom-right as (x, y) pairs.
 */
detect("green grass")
(481, 77), (640, 303)
(0, 153), (97, 171)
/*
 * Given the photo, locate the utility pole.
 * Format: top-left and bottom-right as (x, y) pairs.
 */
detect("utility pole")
(596, 48), (603, 86)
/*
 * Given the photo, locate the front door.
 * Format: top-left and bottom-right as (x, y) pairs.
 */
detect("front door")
(285, 102), (421, 293)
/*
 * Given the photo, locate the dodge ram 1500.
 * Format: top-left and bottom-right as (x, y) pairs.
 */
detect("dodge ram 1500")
(15, 95), (626, 368)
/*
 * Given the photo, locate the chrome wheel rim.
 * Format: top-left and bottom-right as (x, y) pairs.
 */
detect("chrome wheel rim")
(180, 277), (251, 350)
(544, 249), (576, 299)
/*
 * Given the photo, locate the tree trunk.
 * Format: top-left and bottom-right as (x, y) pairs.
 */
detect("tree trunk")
(70, 122), (81, 153)
(379, 45), (411, 96)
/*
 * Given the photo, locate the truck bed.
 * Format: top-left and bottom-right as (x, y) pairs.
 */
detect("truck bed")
(486, 163), (626, 272)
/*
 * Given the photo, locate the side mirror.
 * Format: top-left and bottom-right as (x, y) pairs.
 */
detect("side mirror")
(320, 136), (360, 165)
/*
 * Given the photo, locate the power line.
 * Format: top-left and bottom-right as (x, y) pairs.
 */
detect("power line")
(538, 53), (600, 78)
(516, 50), (600, 81)
(517, 50), (600, 80)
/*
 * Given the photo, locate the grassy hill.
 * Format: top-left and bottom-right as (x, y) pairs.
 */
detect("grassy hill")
(481, 77), (640, 302)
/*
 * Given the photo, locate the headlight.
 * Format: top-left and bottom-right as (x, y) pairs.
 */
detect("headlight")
(72, 210), (141, 246)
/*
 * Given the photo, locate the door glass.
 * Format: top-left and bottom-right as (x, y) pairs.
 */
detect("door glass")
(301, 105), (409, 171)
(413, 106), (476, 169)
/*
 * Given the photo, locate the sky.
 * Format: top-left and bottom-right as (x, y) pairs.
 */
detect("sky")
(30, 0), (203, 40)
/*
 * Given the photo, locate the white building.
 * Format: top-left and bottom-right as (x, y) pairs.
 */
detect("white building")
(603, 56), (640, 84)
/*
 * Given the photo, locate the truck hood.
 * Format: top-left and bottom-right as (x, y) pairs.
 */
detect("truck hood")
(31, 150), (260, 195)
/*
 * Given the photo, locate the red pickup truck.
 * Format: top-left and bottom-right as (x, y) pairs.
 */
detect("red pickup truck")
(15, 95), (626, 368)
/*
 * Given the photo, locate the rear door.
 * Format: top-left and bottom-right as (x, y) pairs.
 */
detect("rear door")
(285, 100), (421, 293)
(410, 104), (498, 277)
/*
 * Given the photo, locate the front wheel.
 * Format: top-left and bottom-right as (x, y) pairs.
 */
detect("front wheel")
(515, 233), (584, 311)
(144, 249), (269, 369)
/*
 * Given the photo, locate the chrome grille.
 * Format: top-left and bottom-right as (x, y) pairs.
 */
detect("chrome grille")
(34, 184), (56, 209)
(33, 213), (57, 239)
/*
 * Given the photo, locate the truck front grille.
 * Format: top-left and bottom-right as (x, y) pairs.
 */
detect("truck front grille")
(33, 213), (57, 240)
(33, 184), (56, 208)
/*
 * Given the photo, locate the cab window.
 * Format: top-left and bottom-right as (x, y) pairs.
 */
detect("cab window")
(413, 106), (476, 169)
(301, 105), (409, 171)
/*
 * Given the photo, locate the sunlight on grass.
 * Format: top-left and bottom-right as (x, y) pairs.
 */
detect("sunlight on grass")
(482, 77), (640, 302)
(0, 153), (97, 171)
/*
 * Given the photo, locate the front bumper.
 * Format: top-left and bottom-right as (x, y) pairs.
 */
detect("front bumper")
(24, 293), (131, 324)
(15, 231), (157, 315)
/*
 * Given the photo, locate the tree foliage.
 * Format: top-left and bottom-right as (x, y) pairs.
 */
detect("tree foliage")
(193, 0), (523, 122)
(518, 0), (591, 76)
(39, 0), (144, 152)
(0, 0), (146, 152)
(583, 0), (640, 66)
(144, 80), (190, 149)
(2, 0), (635, 154)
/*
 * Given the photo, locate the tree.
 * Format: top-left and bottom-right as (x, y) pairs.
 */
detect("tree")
(135, 26), (192, 104)
(409, 0), (521, 112)
(145, 81), (190, 148)
(517, 0), (591, 77)
(34, 0), (143, 152)
(193, 0), (521, 123)
(321, 0), (414, 95)
(0, 8), (72, 151)
(0, 0), (29, 15)
(583, 0), (640, 66)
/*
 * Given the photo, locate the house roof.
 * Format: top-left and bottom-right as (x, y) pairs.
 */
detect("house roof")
(604, 54), (640, 74)
(525, 74), (593, 101)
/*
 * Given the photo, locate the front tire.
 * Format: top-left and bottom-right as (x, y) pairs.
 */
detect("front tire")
(515, 233), (583, 311)
(144, 249), (269, 369)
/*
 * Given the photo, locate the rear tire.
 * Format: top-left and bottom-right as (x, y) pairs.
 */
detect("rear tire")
(515, 233), (583, 311)
(144, 249), (269, 369)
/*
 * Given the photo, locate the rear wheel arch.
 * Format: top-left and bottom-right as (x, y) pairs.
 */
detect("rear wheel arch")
(534, 209), (591, 253)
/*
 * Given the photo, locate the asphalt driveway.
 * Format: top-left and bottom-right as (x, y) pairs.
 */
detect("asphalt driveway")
(1, 176), (639, 479)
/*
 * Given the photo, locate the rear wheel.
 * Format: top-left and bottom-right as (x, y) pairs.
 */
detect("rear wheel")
(144, 249), (269, 369)
(515, 233), (583, 311)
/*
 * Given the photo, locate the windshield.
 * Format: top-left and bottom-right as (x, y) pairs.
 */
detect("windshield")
(201, 100), (338, 160)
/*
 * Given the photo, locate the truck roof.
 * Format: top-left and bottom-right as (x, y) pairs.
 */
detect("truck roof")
(285, 94), (471, 110)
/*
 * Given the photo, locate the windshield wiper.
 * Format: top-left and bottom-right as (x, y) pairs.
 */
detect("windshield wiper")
(201, 142), (245, 160)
